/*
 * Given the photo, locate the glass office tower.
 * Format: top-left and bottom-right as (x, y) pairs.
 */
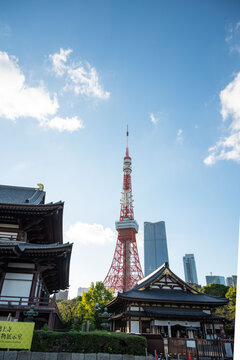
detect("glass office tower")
(144, 221), (169, 276)
(206, 275), (225, 285)
(183, 254), (198, 284)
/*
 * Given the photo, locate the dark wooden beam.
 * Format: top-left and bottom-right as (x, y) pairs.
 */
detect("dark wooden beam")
(23, 217), (43, 231)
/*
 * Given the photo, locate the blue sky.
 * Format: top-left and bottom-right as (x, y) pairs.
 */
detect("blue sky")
(0, 0), (240, 297)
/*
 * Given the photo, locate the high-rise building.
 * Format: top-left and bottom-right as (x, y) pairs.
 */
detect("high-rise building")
(226, 275), (237, 287)
(144, 221), (169, 276)
(226, 277), (234, 287)
(206, 275), (225, 286)
(56, 290), (69, 301)
(183, 254), (198, 284)
(77, 287), (89, 297)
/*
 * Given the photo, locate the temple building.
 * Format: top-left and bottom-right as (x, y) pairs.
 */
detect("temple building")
(106, 262), (228, 339)
(0, 184), (72, 330)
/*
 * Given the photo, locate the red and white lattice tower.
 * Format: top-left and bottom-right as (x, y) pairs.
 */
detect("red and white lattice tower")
(104, 128), (144, 293)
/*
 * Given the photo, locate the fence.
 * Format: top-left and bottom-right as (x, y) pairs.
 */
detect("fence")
(0, 296), (57, 308)
(145, 336), (234, 359)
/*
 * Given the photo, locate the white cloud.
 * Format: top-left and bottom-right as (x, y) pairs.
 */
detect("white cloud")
(0, 50), (83, 133)
(65, 222), (116, 245)
(149, 112), (159, 124)
(176, 129), (183, 144)
(65, 221), (143, 247)
(49, 48), (110, 100)
(204, 73), (240, 165)
(225, 21), (240, 53)
(220, 73), (240, 125)
(0, 51), (58, 121)
(49, 48), (72, 76)
(43, 116), (84, 132)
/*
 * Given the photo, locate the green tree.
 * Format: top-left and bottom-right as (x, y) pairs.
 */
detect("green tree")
(198, 283), (237, 335)
(74, 281), (114, 329)
(225, 286), (237, 319)
(212, 286), (237, 336)
(57, 298), (78, 328)
(200, 283), (229, 298)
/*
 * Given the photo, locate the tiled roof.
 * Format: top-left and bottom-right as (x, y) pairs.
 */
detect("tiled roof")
(0, 241), (71, 251)
(0, 185), (45, 205)
(119, 288), (228, 305)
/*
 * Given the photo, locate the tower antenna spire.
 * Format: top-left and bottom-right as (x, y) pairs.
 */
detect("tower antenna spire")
(104, 129), (144, 293)
(126, 125), (129, 157)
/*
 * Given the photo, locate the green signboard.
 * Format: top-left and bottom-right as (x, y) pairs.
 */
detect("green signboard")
(0, 321), (35, 349)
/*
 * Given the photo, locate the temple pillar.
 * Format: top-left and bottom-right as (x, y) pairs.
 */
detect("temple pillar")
(14, 310), (20, 321)
(30, 272), (38, 299)
(168, 324), (172, 337)
(48, 311), (55, 330)
(212, 321), (215, 339)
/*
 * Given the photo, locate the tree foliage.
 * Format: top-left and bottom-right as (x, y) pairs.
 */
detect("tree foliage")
(75, 281), (114, 329)
(56, 282), (114, 330)
(225, 286), (237, 320)
(199, 283), (237, 336)
(57, 298), (79, 328)
(200, 283), (229, 298)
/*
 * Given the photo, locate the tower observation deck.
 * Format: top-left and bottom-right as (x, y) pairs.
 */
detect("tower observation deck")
(103, 129), (144, 293)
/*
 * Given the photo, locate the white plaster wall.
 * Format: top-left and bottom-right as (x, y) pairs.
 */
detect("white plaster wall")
(154, 320), (200, 327)
(131, 320), (139, 333)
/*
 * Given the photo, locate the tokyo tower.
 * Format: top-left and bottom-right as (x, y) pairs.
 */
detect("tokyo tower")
(104, 128), (144, 293)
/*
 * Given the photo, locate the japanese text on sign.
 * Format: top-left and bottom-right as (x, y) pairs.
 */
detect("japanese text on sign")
(0, 321), (35, 349)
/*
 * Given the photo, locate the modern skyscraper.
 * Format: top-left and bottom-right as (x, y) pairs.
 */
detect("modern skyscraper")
(144, 221), (169, 276)
(183, 254), (198, 284)
(77, 287), (89, 296)
(56, 290), (69, 301)
(206, 275), (225, 286)
(226, 277), (234, 287)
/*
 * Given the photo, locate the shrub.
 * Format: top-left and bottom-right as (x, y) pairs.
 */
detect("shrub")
(31, 330), (146, 355)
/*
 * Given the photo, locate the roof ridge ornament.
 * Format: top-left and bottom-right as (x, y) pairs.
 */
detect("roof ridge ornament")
(37, 183), (44, 191)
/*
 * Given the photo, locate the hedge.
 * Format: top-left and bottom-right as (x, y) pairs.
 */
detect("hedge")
(31, 331), (147, 355)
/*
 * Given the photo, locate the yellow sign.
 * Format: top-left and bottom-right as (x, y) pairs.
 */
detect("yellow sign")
(0, 321), (35, 349)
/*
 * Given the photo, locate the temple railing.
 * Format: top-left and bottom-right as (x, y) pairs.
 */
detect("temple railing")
(0, 228), (27, 242)
(0, 296), (57, 309)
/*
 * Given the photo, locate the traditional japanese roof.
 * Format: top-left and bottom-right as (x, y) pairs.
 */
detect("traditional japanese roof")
(0, 200), (64, 244)
(106, 263), (228, 310)
(0, 185), (45, 205)
(110, 308), (225, 322)
(0, 241), (72, 292)
(143, 307), (213, 318)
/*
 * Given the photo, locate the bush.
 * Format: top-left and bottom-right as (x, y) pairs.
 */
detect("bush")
(31, 330), (146, 355)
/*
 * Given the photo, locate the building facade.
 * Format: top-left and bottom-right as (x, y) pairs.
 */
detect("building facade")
(56, 290), (69, 301)
(144, 221), (169, 276)
(77, 287), (89, 297)
(106, 263), (228, 340)
(206, 275), (226, 286)
(0, 184), (72, 330)
(183, 254), (198, 284)
(226, 276), (237, 287)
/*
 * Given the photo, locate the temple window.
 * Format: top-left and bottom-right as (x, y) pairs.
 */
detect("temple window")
(1, 272), (33, 303)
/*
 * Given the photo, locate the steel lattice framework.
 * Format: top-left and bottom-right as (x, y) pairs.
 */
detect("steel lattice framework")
(104, 129), (144, 293)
